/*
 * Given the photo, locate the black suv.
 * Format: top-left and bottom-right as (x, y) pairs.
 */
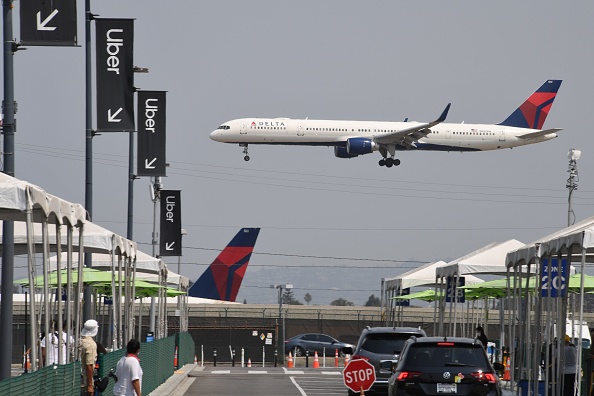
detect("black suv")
(388, 337), (502, 396)
(346, 326), (426, 395)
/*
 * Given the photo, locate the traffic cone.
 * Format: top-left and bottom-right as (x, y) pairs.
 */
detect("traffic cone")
(194, 354), (198, 364)
(334, 349), (339, 368)
(503, 357), (511, 381)
(287, 352), (294, 368)
(313, 351), (320, 368)
(24, 349), (31, 369)
(247, 358), (252, 367)
(344, 353), (350, 367)
(174, 346), (178, 368)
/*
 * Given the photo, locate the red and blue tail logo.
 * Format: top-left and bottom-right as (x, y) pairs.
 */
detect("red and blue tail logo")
(188, 228), (260, 302)
(498, 80), (562, 129)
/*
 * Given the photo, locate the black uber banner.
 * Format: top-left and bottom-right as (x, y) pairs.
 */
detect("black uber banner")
(137, 91), (167, 177)
(20, 0), (77, 46)
(95, 19), (135, 132)
(159, 190), (181, 257)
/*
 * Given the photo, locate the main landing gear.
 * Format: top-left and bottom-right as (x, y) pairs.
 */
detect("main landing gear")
(240, 143), (250, 161)
(378, 157), (401, 168)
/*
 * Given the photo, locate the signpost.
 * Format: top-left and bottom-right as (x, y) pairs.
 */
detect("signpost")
(343, 359), (376, 395)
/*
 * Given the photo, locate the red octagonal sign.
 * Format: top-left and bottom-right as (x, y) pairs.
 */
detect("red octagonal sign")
(343, 358), (376, 393)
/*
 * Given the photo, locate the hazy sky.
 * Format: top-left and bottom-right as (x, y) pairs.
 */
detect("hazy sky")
(4, 2), (594, 305)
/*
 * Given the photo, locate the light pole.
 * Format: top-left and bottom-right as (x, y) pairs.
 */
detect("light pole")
(271, 283), (293, 364)
(177, 229), (187, 278)
(566, 149), (581, 226)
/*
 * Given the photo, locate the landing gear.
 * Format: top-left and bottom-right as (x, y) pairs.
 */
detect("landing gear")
(240, 143), (250, 161)
(379, 157), (400, 167)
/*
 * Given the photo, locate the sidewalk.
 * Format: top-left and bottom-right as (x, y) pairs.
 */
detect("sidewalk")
(148, 364), (203, 396)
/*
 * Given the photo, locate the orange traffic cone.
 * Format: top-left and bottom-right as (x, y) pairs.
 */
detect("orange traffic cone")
(334, 349), (339, 368)
(503, 357), (511, 380)
(24, 349), (31, 369)
(194, 354), (198, 364)
(247, 358), (252, 367)
(344, 353), (350, 367)
(174, 346), (178, 368)
(313, 351), (320, 368)
(287, 351), (294, 368)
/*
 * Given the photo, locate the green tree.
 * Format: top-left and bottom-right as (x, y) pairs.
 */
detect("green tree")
(282, 289), (303, 305)
(365, 294), (381, 307)
(304, 293), (312, 305)
(330, 298), (354, 306)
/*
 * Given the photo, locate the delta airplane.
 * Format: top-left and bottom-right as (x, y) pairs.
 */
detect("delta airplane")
(188, 228), (260, 302)
(210, 80), (562, 168)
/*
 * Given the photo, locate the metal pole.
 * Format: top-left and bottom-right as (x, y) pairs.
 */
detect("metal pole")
(566, 149), (580, 227)
(150, 177), (161, 334)
(83, 0), (94, 323)
(0, 0), (16, 380)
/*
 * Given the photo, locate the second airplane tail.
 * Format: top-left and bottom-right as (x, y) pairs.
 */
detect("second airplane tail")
(188, 228), (260, 302)
(498, 79), (562, 129)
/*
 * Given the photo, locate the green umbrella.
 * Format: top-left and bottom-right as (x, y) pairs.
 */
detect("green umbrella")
(392, 289), (443, 302)
(15, 268), (114, 286)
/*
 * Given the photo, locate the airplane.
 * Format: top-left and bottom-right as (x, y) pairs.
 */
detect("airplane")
(210, 80), (562, 168)
(188, 228), (260, 302)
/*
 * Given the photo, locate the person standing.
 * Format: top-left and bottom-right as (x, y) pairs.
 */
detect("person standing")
(562, 335), (578, 396)
(476, 325), (489, 349)
(113, 339), (143, 396)
(41, 320), (75, 366)
(79, 319), (99, 396)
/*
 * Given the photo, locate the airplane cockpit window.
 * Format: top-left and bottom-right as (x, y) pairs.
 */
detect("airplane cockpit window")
(218, 125), (230, 130)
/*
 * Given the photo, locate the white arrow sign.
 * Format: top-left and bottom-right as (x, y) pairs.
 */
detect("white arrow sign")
(165, 242), (175, 251)
(108, 108), (123, 123)
(145, 158), (157, 169)
(37, 10), (59, 31)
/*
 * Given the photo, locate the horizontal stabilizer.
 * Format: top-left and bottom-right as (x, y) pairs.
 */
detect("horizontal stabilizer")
(517, 128), (563, 139)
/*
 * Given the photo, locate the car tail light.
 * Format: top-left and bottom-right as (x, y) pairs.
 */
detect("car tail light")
(396, 371), (422, 381)
(351, 355), (370, 361)
(471, 371), (497, 383)
(437, 342), (455, 346)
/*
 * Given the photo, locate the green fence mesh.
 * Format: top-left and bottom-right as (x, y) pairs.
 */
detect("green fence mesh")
(177, 332), (196, 367)
(0, 362), (81, 396)
(0, 332), (194, 396)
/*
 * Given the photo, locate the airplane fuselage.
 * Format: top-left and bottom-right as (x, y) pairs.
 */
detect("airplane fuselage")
(210, 117), (557, 152)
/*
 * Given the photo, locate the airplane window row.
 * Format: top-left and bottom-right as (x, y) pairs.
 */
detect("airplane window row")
(453, 131), (494, 135)
(305, 128), (348, 132)
(252, 126), (287, 130)
(217, 125), (230, 130)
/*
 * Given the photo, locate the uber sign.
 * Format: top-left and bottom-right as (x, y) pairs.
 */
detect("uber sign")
(20, 0), (77, 46)
(137, 91), (167, 176)
(95, 19), (135, 132)
(159, 190), (181, 257)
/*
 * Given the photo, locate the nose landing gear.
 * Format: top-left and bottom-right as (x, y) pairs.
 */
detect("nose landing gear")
(240, 143), (250, 161)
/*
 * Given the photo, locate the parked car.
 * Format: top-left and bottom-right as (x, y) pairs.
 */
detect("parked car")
(284, 333), (353, 357)
(346, 326), (426, 395)
(388, 336), (502, 396)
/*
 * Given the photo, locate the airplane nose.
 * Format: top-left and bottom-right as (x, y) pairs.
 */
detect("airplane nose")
(210, 130), (221, 141)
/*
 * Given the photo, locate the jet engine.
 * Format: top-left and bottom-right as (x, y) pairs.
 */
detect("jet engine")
(346, 138), (376, 155)
(334, 146), (358, 158)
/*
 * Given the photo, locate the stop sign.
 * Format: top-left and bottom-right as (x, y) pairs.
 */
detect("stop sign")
(343, 359), (376, 393)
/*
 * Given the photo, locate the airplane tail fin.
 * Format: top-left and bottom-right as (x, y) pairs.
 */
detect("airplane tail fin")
(188, 228), (260, 302)
(498, 80), (562, 129)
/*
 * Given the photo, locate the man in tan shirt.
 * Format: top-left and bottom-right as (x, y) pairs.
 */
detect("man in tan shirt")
(79, 319), (98, 396)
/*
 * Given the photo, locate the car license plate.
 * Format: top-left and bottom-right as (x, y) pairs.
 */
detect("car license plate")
(437, 383), (457, 393)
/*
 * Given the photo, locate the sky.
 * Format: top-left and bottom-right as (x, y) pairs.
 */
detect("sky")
(3, 1), (594, 305)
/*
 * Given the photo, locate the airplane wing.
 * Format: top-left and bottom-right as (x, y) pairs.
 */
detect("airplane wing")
(374, 103), (451, 147)
(517, 128), (563, 139)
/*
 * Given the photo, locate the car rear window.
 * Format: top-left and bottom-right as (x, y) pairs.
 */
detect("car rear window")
(405, 343), (488, 367)
(360, 333), (417, 354)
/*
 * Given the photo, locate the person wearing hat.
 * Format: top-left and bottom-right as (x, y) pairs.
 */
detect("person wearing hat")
(562, 334), (577, 396)
(80, 319), (98, 396)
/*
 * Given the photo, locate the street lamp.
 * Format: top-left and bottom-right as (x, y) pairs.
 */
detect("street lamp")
(177, 229), (187, 277)
(271, 283), (293, 364)
(566, 149), (581, 226)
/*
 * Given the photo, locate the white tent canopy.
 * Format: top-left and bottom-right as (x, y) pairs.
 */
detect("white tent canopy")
(436, 239), (525, 279)
(384, 260), (484, 291)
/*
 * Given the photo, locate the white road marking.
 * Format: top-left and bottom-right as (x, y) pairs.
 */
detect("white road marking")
(211, 370), (230, 374)
(283, 367), (305, 374)
(321, 371), (341, 375)
(290, 376), (308, 396)
(248, 370), (267, 374)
